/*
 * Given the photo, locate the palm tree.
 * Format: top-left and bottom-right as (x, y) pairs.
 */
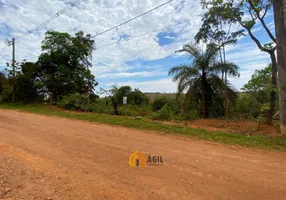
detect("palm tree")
(169, 43), (239, 118)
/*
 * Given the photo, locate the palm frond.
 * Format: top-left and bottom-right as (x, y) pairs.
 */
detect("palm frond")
(177, 77), (196, 93)
(204, 43), (220, 64)
(209, 62), (224, 74)
(169, 65), (199, 82)
(208, 74), (238, 101)
(175, 43), (201, 59)
(168, 65), (190, 76)
(223, 62), (240, 77)
(209, 62), (240, 78)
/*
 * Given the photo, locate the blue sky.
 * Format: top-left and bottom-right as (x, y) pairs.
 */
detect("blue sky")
(0, 0), (275, 94)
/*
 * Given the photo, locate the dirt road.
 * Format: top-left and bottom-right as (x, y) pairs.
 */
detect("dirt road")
(0, 110), (286, 200)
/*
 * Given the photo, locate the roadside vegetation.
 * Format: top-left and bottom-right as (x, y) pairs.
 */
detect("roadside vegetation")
(0, 1), (285, 148)
(1, 103), (286, 151)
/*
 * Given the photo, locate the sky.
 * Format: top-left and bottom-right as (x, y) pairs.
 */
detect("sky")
(0, 0), (275, 95)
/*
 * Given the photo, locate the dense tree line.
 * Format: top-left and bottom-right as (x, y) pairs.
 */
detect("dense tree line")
(0, 31), (97, 103)
(0, 29), (276, 122)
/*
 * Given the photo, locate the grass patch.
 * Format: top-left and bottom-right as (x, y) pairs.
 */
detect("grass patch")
(1, 103), (286, 151)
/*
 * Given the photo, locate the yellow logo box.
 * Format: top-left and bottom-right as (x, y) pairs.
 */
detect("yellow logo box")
(129, 150), (163, 167)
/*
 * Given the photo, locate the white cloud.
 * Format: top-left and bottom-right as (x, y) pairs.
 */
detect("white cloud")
(0, 0), (273, 93)
(97, 70), (166, 79)
(0, 0), (204, 65)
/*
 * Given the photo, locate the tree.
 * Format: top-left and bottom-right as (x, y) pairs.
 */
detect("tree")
(273, 0), (286, 134)
(128, 89), (149, 106)
(0, 71), (6, 95)
(195, 0), (244, 119)
(169, 43), (239, 118)
(200, 0), (277, 124)
(242, 64), (272, 93)
(241, 64), (274, 117)
(37, 31), (97, 103)
(111, 86), (132, 115)
(1, 61), (41, 103)
(110, 86), (149, 115)
(15, 62), (42, 102)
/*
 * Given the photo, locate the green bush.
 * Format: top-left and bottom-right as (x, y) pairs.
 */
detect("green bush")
(128, 89), (149, 106)
(14, 75), (41, 103)
(0, 71), (6, 95)
(232, 93), (262, 119)
(136, 105), (153, 116)
(167, 99), (182, 115)
(175, 110), (199, 121)
(58, 93), (89, 111)
(118, 105), (153, 117)
(90, 98), (114, 115)
(0, 82), (12, 103)
(118, 105), (139, 116)
(152, 97), (169, 111)
(153, 104), (173, 120)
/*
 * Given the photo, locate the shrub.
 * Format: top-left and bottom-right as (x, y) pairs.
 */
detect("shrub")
(153, 104), (173, 120)
(0, 71), (6, 95)
(0, 82), (12, 103)
(14, 75), (41, 103)
(136, 105), (153, 116)
(175, 110), (199, 121)
(167, 99), (182, 115)
(58, 93), (89, 111)
(118, 105), (139, 116)
(91, 103), (114, 115)
(118, 105), (153, 117)
(152, 97), (169, 111)
(128, 89), (149, 106)
(232, 93), (262, 119)
(90, 98), (114, 115)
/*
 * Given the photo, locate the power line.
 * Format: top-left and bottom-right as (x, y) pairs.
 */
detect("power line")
(0, 44), (10, 56)
(91, 0), (176, 38)
(22, 16), (201, 60)
(96, 16), (201, 50)
(0, 54), (9, 62)
(20, 0), (195, 61)
(0, 44), (11, 62)
(15, 0), (83, 41)
(21, 0), (184, 60)
(22, 55), (39, 61)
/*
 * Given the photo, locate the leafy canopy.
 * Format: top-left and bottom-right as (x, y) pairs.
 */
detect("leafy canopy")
(37, 31), (97, 101)
(242, 64), (272, 92)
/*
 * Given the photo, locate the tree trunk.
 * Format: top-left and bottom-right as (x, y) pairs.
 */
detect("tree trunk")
(50, 92), (53, 104)
(183, 88), (193, 113)
(222, 43), (229, 121)
(113, 103), (119, 115)
(201, 72), (206, 118)
(265, 51), (278, 125)
(225, 69), (229, 121)
(273, 0), (286, 134)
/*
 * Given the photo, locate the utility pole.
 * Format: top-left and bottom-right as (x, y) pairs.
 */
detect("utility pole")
(12, 38), (15, 102)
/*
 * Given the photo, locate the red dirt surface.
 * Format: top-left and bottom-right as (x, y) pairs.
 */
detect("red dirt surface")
(1, 109), (286, 200)
(165, 119), (280, 136)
